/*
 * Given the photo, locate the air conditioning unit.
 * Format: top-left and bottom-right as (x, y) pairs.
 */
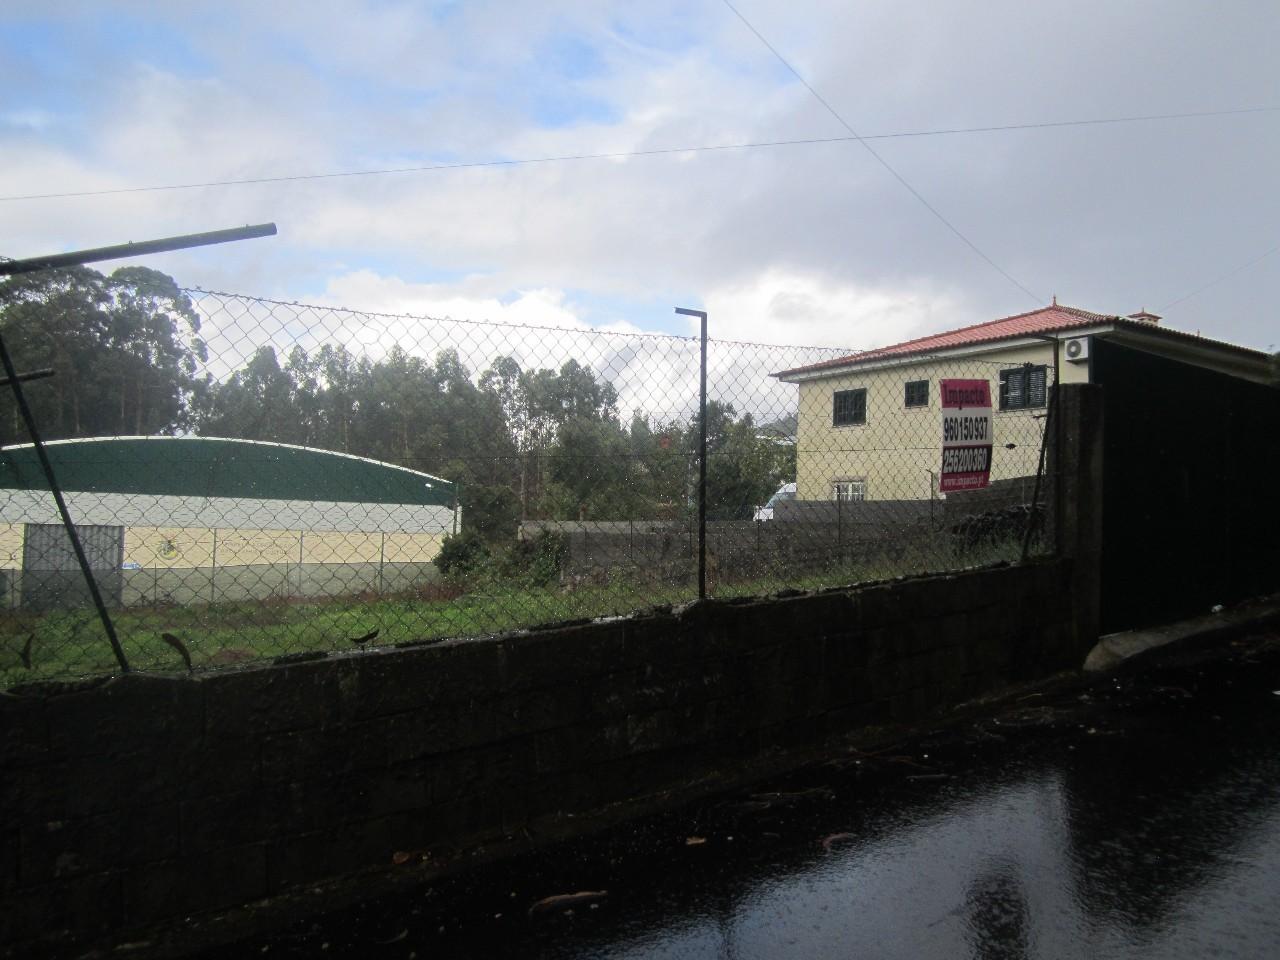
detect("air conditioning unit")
(1064, 336), (1090, 363)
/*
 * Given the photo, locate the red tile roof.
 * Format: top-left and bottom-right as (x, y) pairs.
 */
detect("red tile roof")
(772, 303), (1264, 379)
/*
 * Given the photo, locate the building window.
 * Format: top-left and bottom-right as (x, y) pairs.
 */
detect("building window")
(904, 379), (929, 408)
(833, 479), (866, 501)
(999, 365), (1048, 410)
(832, 388), (867, 426)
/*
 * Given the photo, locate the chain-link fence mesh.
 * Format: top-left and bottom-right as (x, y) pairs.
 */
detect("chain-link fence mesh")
(706, 343), (1056, 594)
(0, 284), (1056, 686)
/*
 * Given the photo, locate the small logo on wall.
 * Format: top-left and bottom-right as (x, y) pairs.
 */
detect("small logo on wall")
(158, 537), (180, 561)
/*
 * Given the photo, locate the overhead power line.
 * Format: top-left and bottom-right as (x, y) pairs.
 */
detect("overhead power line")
(1158, 240), (1280, 310)
(720, 0), (1040, 303)
(0, 106), (1273, 203)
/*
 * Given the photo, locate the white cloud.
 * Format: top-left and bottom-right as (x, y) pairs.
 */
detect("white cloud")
(3, 0), (1278, 354)
(699, 268), (960, 349)
(318, 271), (585, 329)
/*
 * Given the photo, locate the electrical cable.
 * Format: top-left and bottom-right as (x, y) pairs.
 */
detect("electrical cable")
(1158, 240), (1280, 310)
(720, 0), (1041, 302)
(0, 107), (1272, 204)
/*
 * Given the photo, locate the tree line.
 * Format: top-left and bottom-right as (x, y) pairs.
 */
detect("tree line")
(0, 267), (795, 539)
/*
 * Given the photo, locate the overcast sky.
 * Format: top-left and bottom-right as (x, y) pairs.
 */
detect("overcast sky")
(2, 0), (1277, 354)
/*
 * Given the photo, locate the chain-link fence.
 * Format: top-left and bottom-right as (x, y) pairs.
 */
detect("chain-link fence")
(0, 283), (1056, 685)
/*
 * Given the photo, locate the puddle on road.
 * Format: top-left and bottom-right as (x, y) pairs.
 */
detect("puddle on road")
(202, 643), (1280, 959)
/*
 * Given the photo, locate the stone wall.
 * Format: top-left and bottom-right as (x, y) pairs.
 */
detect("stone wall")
(1, 557), (1086, 954)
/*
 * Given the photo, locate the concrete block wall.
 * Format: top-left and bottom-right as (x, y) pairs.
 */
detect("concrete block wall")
(1, 556), (1084, 954)
(524, 518), (968, 585)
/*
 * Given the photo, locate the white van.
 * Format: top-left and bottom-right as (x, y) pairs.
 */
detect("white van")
(753, 482), (796, 521)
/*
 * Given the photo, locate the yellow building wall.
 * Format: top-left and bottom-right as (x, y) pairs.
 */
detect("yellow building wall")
(121, 527), (443, 567)
(796, 343), (1087, 501)
(298, 531), (383, 564)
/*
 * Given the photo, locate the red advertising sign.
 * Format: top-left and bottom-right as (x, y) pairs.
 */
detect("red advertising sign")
(939, 379), (992, 492)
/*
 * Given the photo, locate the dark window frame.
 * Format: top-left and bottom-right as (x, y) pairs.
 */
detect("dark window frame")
(998, 365), (1048, 411)
(832, 388), (867, 427)
(904, 379), (929, 408)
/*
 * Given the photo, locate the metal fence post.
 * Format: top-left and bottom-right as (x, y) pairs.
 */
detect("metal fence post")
(837, 492), (843, 561)
(700, 318), (707, 600)
(1023, 336), (1063, 562)
(676, 307), (708, 600)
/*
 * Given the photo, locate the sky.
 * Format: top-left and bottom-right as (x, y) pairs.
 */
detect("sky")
(1, 0), (1278, 356)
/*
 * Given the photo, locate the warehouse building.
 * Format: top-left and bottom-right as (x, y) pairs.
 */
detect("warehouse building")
(0, 437), (457, 609)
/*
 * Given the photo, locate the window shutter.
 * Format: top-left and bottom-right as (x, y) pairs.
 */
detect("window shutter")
(1029, 366), (1048, 406)
(832, 389), (867, 426)
(1000, 369), (1025, 409)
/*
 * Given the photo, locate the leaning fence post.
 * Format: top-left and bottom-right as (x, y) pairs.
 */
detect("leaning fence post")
(0, 334), (130, 672)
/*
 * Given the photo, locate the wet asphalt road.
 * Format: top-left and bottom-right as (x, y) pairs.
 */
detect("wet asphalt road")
(199, 633), (1280, 959)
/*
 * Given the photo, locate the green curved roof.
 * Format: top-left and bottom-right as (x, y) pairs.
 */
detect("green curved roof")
(0, 437), (455, 507)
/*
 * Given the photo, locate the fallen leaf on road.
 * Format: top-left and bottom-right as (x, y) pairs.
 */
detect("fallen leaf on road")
(528, 891), (608, 918)
(821, 832), (857, 852)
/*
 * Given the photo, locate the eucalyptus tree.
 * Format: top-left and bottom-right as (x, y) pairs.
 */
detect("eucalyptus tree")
(0, 266), (207, 445)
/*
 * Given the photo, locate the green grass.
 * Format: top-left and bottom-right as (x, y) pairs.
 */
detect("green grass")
(0, 579), (698, 688)
(0, 537), (1041, 689)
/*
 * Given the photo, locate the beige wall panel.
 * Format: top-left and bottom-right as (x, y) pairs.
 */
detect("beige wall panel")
(124, 527), (216, 569)
(796, 344), (1061, 501)
(300, 531), (383, 564)
(0, 523), (23, 566)
(212, 529), (303, 566)
(383, 532), (445, 563)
